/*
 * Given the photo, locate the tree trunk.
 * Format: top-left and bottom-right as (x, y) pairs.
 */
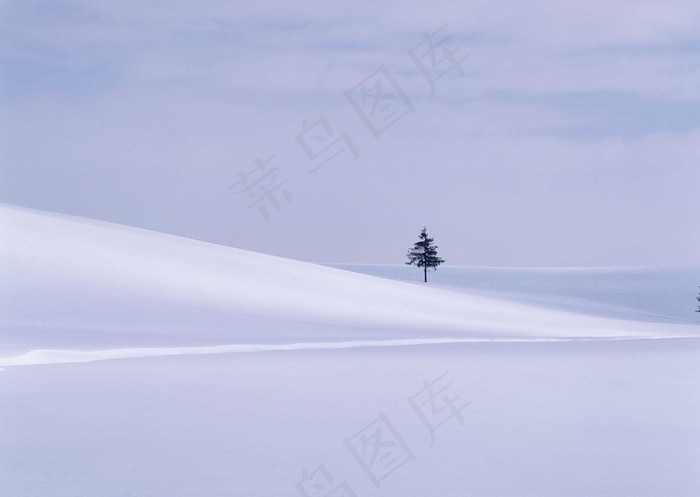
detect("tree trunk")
(424, 264), (427, 283)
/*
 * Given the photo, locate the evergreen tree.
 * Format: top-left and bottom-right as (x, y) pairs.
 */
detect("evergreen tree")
(696, 286), (700, 313)
(406, 227), (445, 283)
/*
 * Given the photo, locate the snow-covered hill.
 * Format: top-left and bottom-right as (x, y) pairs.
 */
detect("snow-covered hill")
(1, 203), (699, 497)
(328, 264), (700, 325)
(1, 203), (698, 361)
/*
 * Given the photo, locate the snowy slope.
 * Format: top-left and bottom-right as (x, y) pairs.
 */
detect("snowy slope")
(1, 203), (699, 359)
(327, 264), (700, 325)
(2, 340), (699, 497)
(1, 203), (699, 497)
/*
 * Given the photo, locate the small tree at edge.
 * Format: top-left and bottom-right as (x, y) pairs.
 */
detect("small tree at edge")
(406, 227), (445, 283)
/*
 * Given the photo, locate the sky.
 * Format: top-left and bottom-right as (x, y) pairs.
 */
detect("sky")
(1, 0), (699, 266)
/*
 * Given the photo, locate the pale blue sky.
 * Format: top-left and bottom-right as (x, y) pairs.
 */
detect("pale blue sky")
(2, 0), (699, 265)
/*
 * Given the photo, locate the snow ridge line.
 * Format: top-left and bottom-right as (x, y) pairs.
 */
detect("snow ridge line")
(0, 336), (697, 368)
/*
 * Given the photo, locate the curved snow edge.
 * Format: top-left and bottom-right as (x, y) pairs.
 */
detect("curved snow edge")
(1, 336), (697, 368)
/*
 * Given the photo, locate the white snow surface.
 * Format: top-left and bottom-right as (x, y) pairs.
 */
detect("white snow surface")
(1, 203), (699, 497)
(1, 203), (698, 358)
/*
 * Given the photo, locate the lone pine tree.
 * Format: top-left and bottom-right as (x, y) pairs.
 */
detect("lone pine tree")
(696, 286), (700, 313)
(406, 227), (445, 283)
